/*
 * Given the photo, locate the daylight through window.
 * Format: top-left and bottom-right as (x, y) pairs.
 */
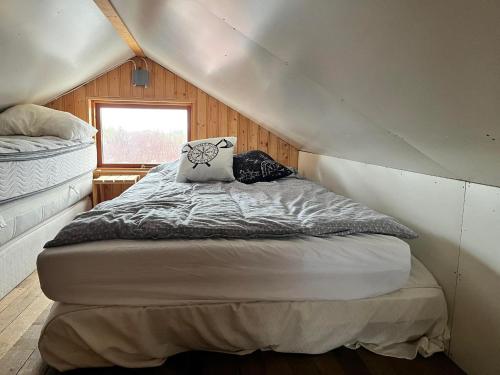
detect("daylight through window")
(96, 104), (189, 167)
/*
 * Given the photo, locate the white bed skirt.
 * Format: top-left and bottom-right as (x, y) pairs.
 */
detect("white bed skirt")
(39, 257), (449, 371)
(0, 198), (91, 299)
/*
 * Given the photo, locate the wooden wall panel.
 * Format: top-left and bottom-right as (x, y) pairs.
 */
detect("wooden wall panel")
(165, 69), (175, 98)
(119, 63), (132, 97)
(196, 89), (207, 140)
(175, 76), (187, 100)
(153, 63), (165, 99)
(278, 139), (290, 166)
(73, 86), (87, 122)
(238, 116), (248, 153)
(96, 73), (109, 97)
(62, 91), (74, 114)
(85, 80), (97, 97)
(268, 133), (279, 161)
(46, 57), (298, 168)
(259, 128), (269, 153)
(108, 69), (120, 97)
(218, 103), (228, 137)
(228, 109), (238, 138)
(207, 96), (218, 138)
(248, 121), (259, 151)
(289, 146), (299, 169)
(143, 72), (155, 99)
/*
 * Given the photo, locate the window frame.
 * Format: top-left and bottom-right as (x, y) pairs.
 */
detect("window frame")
(91, 100), (192, 168)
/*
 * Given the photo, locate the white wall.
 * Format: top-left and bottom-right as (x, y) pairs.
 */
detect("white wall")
(299, 152), (500, 375)
(450, 183), (500, 375)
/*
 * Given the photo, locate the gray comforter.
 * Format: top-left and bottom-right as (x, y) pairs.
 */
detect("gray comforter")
(45, 161), (417, 248)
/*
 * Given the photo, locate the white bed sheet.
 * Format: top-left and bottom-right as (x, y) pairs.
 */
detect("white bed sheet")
(38, 234), (411, 305)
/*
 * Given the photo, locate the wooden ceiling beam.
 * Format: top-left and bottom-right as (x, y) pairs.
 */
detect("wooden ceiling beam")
(93, 0), (145, 57)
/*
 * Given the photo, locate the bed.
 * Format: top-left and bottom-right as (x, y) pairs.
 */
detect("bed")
(0, 135), (96, 298)
(36, 161), (449, 371)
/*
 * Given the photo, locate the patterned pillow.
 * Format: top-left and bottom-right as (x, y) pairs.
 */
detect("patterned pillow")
(233, 150), (292, 184)
(176, 137), (237, 182)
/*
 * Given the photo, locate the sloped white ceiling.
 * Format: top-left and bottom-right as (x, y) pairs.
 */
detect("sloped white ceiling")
(112, 0), (500, 187)
(0, 0), (133, 111)
(1, 0), (498, 186)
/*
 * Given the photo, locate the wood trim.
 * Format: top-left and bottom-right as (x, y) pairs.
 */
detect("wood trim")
(94, 168), (150, 174)
(93, 0), (145, 57)
(92, 99), (192, 168)
(46, 58), (299, 169)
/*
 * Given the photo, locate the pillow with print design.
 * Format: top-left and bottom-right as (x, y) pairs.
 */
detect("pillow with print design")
(176, 137), (237, 182)
(233, 150), (292, 184)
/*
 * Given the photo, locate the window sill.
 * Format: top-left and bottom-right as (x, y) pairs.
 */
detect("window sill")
(94, 167), (151, 179)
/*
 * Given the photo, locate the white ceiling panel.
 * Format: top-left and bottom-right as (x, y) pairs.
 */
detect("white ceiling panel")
(199, 0), (500, 186)
(0, 0), (133, 110)
(1, 0), (498, 186)
(113, 0), (500, 186)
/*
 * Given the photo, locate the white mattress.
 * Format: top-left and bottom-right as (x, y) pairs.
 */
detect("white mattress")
(39, 257), (448, 371)
(0, 135), (96, 203)
(0, 172), (93, 246)
(38, 234), (411, 305)
(0, 198), (91, 299)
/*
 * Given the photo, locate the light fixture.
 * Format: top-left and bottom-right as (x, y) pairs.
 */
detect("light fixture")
(127, 58), (149, 88)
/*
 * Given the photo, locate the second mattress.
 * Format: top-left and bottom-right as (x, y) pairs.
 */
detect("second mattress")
(0, 136), (96, 203)
(0, 173), (93, 246)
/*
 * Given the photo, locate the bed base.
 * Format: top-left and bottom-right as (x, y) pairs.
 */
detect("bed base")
(39, 258), (448, 371)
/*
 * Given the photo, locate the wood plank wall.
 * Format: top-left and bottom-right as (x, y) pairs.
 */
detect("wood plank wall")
(45, 57), (298, 168)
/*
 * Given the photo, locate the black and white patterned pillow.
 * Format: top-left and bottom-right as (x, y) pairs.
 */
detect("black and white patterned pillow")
(176, 137), (237, 182)
(233, 150), (292, 184)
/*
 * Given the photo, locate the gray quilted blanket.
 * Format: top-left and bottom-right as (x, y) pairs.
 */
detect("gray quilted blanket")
(45, 161), (417, 248)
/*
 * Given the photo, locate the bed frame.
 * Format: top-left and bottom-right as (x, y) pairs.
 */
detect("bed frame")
(38, 257), (449, 371)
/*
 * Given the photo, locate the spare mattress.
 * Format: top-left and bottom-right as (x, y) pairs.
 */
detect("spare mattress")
(39, 257), (448, 371)
(0, 198), (91, 300)
(0, 172), (93, 246)
(38, 233), (411, 305)
(0, 135), (96, 203)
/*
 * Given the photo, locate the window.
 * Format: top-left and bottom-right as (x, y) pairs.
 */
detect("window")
(95, 102), (190, 167)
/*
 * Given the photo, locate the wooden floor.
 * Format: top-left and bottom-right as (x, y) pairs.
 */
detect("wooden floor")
(0, 273), (466, 375)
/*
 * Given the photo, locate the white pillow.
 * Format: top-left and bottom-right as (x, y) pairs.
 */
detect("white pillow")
(176, 137), (237, 182)
(0, 104), (97, 140)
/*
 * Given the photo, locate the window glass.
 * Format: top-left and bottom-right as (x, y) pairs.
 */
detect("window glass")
(99, 106), (188, 165)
